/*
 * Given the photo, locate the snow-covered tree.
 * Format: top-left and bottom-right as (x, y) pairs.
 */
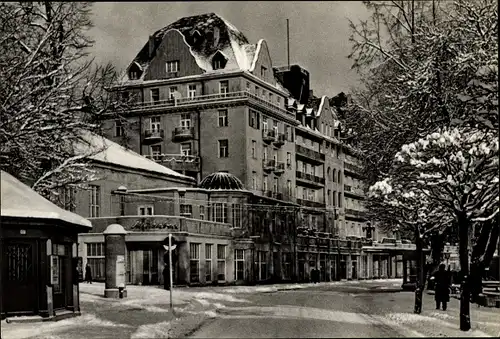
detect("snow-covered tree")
(345, 0), (498, 186)
(375, 127), (498, 330)
(0, 2), (128, 201)
(369, 178), (453, 314)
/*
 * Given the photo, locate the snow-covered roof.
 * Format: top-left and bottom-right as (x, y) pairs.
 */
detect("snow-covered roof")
(118, 13), (284, 88)
(76, 131), (194, 183)
(1, 171), (92, 228)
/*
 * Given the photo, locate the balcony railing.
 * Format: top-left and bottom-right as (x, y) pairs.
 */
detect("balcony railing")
(273, 133), (286, 147)
(172, 127), (194, 142)
(344, 187), (365, 200)
(296, 171), (325, 187)
(274, 162), (285, 175)
(145, 154), (200, 172)
(143, 129), (164, 144)
(296, 198), (325, 208)
(262, 129), (277, 143)
(345, 208), (366, 219)
(295, 144), (325, 164)
(128, 91), (292, 117)
(344, 162), (364, 175)
(262, 159), (276, 172)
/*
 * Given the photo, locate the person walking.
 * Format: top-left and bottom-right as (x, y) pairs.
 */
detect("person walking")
(84, 263), (92, 284)
(434, 263), (451, 310)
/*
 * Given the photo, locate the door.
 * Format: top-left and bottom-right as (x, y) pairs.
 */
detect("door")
(2, 239), (39, 314)
(142, 249), (159, 285)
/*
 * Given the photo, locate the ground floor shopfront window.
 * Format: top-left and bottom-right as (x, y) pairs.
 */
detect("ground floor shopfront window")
(254, 251), (268, 281)
(86, 242), (105, 281)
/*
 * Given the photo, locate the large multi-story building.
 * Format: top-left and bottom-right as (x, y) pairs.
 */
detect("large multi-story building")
(92, 12), (416, 285)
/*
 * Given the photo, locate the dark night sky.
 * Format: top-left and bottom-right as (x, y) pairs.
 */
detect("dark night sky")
(88, 1), (371, 97)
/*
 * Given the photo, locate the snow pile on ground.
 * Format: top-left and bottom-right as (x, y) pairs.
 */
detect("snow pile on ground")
(1, 314), (129, 339)
(131, 321), (172, 339)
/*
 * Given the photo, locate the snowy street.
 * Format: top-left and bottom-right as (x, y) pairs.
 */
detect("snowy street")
(2, 279), (499, 338)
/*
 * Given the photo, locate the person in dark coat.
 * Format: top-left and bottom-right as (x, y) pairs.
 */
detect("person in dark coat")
(84, 263), (92, 284)
(434, 264), (451, 310)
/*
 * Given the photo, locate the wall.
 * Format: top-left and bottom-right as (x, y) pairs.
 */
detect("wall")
(73, 165), (192, 219)
(145, 29), (204, 81)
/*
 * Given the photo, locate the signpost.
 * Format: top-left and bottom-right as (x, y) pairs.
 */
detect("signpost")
(162, 234), (176, 311)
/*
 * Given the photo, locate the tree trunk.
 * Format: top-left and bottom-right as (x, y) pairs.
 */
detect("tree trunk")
(414, 228), (424, 314)
(458, 214), (471, 331)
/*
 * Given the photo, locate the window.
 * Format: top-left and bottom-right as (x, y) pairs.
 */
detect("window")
(269, 93), (273, 103)
(246, 82), (250, 91)
(277, 96), (281, 105)
(205, 244), (213, 282)
(235, 249), (245, 280)
(169, 86), (177, 99)
(287, 180), (292, 196)
(218, 109), (228, 127)
(251, 140), (257, 159)
(263, 175), (268, 191)
(273, 177), (278, 193)
(261, 66), (268, 78)
(255, 251), (267, 280)
(333, 191), (337, 207)
(219, 81), (229, 95)
(151, 145), (161, 160)
(338, 192), (342, 207)
(180, 113), (191, 129)
(328, 190), (331, 205)
(286, 125), (293, 142)
(199, 206), (205, 220)
(249, 109), (260, 129)
(150, 116), (161, 132)
(286, 152), (292, 168)
(180, 204), (192, 217)
(333, 169), (337, 183)
(339, 172), (343, 185)
(166, 60), (179, 73)
(232, 204), (241, 228)
(217, 245), (226, 281)
(255, 86), (259, 96)
(213, 58), (223, 70)
(218, 139), (228, 158)
(321, 123), (324, 134)
(189, 243), (200, 283)
(138, 205), (154, 215)
(115, 120), (124, 137)
(252, 171), (257, 190)
(273, 149), (278, 163)
(150, 88), (160, 102)
(262, 116), (268, 132)
(86, 243), (105, 280)
(263, 146), (268, 161)
(89, 185), (100, 217)
(51, 244), (67, 292)
(181, 143), (192, 156)
(327, 167), (331, 180)
(129, 71), (138, 80)
(188, 84), (197, 99)
(213, 202), (228, 223)
(61, 186), (76, 212)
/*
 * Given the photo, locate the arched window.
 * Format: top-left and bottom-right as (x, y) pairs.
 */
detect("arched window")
(333, 191), (336, 207)
(338, 192), (342, 208)
(327, 167), (331, 180)
(327, 190), (331, 205)
(339, 172), (342, 185)
(333, 169), (336, 183)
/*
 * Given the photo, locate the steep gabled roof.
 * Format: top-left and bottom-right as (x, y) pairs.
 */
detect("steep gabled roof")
(119, 13), (284, 88)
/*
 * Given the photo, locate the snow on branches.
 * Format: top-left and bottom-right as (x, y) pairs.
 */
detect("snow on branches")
(0, 2), (127, 200)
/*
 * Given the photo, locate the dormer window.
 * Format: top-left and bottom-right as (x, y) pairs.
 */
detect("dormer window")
(128, 62), (142, 80)
(166, 60), (179, 73)
(212, 51), (228, 70)
(192, 30), (202, 44)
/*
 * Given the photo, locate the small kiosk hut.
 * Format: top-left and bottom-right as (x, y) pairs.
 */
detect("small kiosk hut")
(1, 171), (92, 320)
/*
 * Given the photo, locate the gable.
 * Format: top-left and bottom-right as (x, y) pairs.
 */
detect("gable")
(144, 29), (204, 81)
(250, 40), (275, 84)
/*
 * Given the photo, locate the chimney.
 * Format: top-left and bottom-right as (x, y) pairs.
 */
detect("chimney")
(148, 35), (155, 58)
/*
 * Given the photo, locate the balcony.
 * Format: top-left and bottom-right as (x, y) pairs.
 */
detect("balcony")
(345, 208), (367, 221)
(262, 159), (276, 172)
(296, 171), (325, 188)
(344, 162), (364, 178)
(262, 129), (277, 143)
(273, 133), (286, 147)
(273, 162), (285, 175)
(295, 144), (325, 164)
(143, 129), (164, 145)
(172, 127), (194, 142)
(125, 91), (294, 120)
(145, 154), (200, 172)
(344, 185), (365, 200)
(296, 198), (325, 208)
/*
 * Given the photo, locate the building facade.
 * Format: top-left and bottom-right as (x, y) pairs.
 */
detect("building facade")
(75, 13), (413, 286)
